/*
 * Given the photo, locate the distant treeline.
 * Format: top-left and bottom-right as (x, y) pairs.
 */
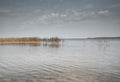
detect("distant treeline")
(0, 37), (61, 45)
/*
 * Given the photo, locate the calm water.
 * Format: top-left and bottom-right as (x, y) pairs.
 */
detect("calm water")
(0, 39), (120, 82)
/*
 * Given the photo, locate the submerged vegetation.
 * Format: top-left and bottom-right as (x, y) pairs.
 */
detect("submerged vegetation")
(0, 37), (61, 46)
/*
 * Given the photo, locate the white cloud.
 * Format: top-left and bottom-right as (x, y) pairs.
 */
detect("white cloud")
(71, 10), (81, 16)
(27, 9), (98, 24)
(60, 14), (67, 17)
(98, 10), (109, 14)
(17, 9), (111, 25)
(98, 10), (110, 16)
(51, 13), (59, 17)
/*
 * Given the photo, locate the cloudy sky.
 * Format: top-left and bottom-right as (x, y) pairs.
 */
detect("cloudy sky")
(0, 0), (120, 38)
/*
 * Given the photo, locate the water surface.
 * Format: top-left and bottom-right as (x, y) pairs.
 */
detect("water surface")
(0, 39), (120, 82)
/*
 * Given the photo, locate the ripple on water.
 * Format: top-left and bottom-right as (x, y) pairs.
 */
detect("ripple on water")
(0, 39), (120, 82)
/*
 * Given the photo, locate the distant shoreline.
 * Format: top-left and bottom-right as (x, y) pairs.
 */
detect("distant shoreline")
(0, 37), (119, 45)
(62, 37), (120, 40)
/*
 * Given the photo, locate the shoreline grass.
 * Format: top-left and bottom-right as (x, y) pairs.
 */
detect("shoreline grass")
(0, 37), (61, 46)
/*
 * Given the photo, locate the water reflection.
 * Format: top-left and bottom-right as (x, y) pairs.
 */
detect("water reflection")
(42, 42), (61, 48)
(96, 40), (110, 53)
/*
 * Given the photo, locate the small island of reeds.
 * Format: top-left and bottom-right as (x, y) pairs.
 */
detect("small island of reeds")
(0, 37), (61, 46)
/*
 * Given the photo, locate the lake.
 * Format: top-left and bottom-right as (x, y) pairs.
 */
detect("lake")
(0, 39), (120, 82)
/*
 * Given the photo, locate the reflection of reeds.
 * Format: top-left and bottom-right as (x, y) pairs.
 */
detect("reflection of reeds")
(42, 37), (61, 47)
(0, 37), (61, 47)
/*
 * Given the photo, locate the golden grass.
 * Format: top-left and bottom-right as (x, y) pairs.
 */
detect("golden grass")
(0, 37), (61, 46)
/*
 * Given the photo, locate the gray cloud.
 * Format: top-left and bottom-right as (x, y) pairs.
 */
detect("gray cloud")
(112, 3), (120, 8)
(0, 0), (120, 38)
(18, 9), (111, 25)
(0, 8), (11, 13)
(32, 9), (111, 24)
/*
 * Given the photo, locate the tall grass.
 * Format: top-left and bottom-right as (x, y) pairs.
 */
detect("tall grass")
(0, 37), (61, 46)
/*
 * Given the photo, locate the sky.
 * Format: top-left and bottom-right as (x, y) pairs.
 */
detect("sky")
(0, 0), (120, 38)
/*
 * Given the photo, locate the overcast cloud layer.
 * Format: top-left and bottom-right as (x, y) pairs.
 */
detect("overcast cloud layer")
(0, 0), (120, 38)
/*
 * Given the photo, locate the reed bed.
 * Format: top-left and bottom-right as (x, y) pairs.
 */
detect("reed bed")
(0, 37), (61, 46)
